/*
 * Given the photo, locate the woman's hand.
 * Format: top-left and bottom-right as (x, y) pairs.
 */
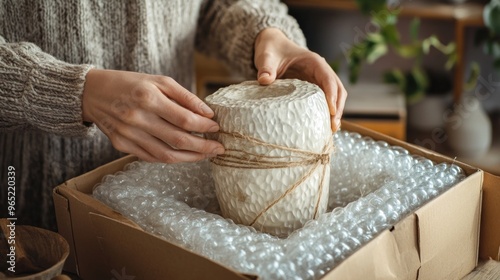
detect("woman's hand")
(82, 69), (225, 163)
(254, 28), (347, 131)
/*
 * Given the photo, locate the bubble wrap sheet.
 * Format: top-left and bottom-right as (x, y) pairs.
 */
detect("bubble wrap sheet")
(93, 130), (466, 280)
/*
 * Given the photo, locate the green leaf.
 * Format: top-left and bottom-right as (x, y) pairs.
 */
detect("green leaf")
(409, 18), (420, 42)
(366, 33), (385, 44)
(422, 37), (432, 54)
(445, 52), (457, 70)
(355, 0), (387, 15)
(366, 43), (388, 63)
(434, 41), (456, 55)
(484, 1), (500, 35)
(383, 69), (407, 97)
(465, 62), (480, 91)
(380, 24), (400, 46)
(373, 12), (398, 28)
(411, 66), (429, 91)
(405, 70), (427, 104)
(384, 69), (405, 85)
(396, 44), (421, 58)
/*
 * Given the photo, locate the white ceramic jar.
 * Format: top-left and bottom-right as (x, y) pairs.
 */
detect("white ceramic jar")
(205, 79), (332, 237)
(445, 96), (492, 158)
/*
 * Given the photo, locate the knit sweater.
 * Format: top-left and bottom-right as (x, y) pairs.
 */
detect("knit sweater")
(0, 0), (306, 230)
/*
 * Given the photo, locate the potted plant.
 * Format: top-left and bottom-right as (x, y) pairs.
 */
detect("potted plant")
(339, 0), (494, 156)
(338, 0), (484, 132)
(443, 0), (499, 158)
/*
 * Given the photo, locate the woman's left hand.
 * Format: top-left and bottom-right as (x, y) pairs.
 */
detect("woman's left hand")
(254, 28), (347, 131)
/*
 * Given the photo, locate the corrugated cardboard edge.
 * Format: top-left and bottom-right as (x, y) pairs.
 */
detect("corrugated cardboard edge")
(53, 155), (256, 280)
(341, 122), (500, 264)
(53, 191), (77, 273)
(326, 122), (482, 279)
(89, 213), (255, 280)
(53, 155), (139, 279)
(416, 172), (482, 279)
(479, 173), (500, 261)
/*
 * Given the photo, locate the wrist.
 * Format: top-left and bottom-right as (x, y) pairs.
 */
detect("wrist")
(82, 68), (101, 123)
(255, 28), (287, 49)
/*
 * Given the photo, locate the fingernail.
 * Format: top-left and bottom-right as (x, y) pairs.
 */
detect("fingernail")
(259, 72), (270, 79)
(208, 125), (219, 133)
(200, 103), (213, 115)
(212, 147), (225, 154)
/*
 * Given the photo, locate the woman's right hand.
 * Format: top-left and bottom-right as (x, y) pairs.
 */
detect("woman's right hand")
(82, 69), (225, 163)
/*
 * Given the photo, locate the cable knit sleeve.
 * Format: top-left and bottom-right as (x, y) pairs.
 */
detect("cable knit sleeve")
(195, 0), (307, 78)
(0, 36), (96, 137)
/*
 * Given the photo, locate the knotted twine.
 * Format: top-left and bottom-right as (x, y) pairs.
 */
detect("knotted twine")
(211, 130), (334, 227)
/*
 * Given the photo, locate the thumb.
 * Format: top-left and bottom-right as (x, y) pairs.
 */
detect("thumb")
(255, 53), (278, 85)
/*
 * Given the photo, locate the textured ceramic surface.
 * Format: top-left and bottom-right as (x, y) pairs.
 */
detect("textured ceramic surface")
(205, 79), (332, 236)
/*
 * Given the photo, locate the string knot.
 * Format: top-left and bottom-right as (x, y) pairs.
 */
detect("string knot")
(318, 153), (330, 165)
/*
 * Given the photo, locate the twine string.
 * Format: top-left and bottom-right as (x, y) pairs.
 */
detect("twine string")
(210, 131), (333, 226)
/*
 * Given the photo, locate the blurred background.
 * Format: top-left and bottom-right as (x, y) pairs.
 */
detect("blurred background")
(195, 0), (500, 175)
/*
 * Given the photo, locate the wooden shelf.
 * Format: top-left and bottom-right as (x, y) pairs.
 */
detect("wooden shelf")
(283, 0), (484, 24)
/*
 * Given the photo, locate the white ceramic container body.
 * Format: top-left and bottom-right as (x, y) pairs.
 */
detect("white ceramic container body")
(205, 79), (332, 237)
(446, 96), (492, 158)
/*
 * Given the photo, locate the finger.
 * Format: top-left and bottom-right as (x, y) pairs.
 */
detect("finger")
(307, 55), (348, 131)
(255, 51), (279, 85)
(333, 75), (348, 131)
(310, 56), (339, 118)
(113, 108), (225, 155)
(132, 83), (220, 133)
(139, 112), (225, 155)
(318, 75), (338, 118)
(154, 76), (215, 118)
(160, 98), (221, 133)
(116, 122), (218, 163)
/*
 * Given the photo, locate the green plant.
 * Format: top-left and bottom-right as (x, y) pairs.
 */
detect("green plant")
(475, 0), (500, 70)
(345, 0), (458, 104)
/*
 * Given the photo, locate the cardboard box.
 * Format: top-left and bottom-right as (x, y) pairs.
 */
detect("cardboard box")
(53, 122), (500, 280)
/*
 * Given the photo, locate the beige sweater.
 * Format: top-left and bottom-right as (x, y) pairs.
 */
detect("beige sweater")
(0, 0), (306, 230)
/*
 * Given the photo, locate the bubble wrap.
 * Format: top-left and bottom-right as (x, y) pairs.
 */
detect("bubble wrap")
(93, 130), (466, 280)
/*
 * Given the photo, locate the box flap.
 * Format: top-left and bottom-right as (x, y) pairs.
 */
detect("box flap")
(415, 171), (482, 279)
(479, 172), (500, 261)
(323, 214), (420, 279)
(53, 155), (141, 280)
(53, 189), (78, 274)
(55, 184), (142, 279)
(89, 213), (255, 280)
